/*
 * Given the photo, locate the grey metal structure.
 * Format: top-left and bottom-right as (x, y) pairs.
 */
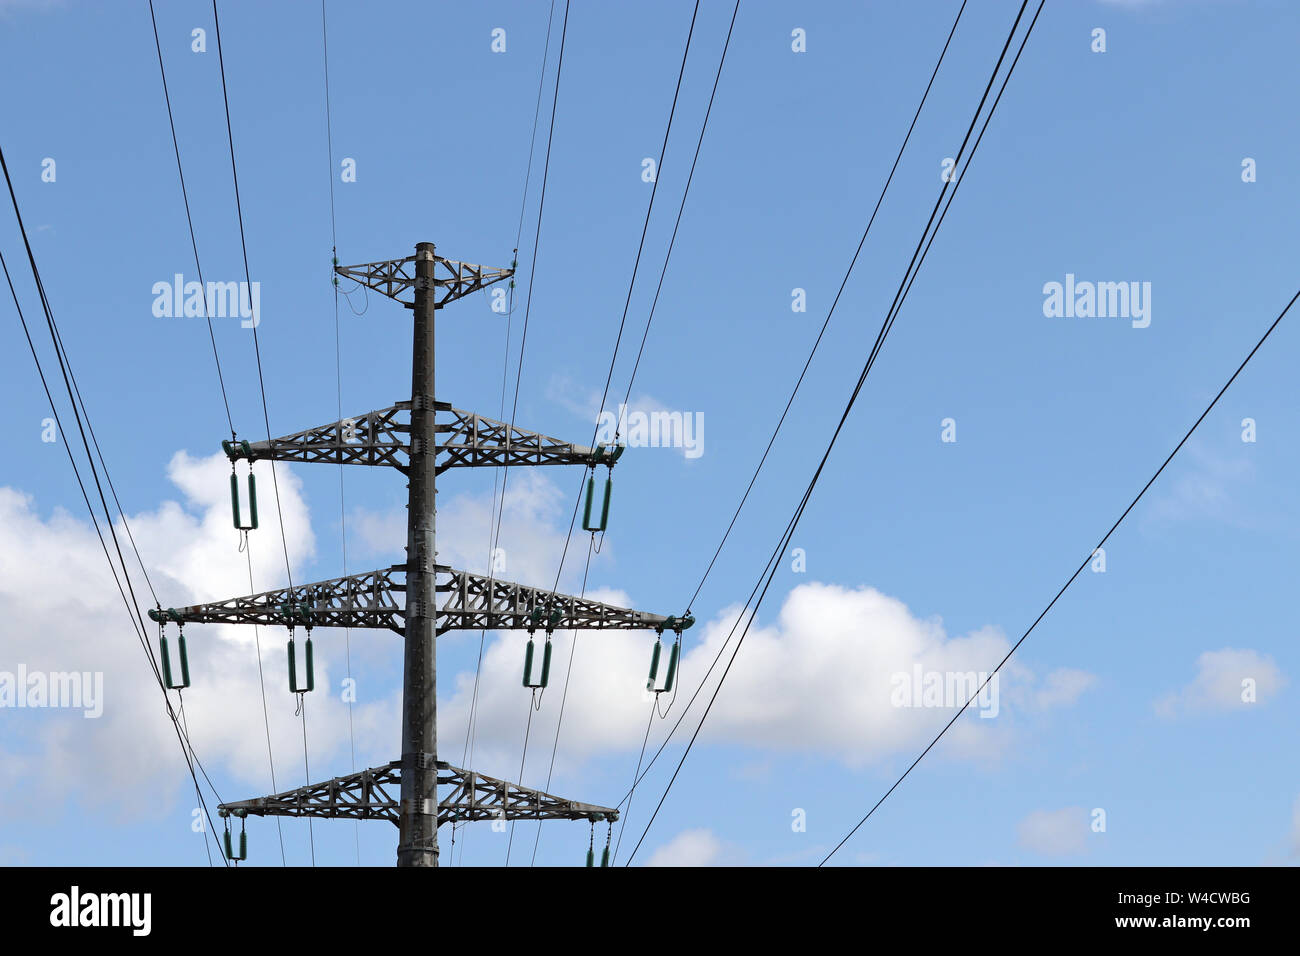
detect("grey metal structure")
(216, 761), (617, 827)
(154, 242), (686, 866)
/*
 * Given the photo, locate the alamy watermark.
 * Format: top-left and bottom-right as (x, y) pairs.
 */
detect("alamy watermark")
(890, 665), (999, 718)
(594, 403), (704, 459)
(0, 666), (103, 718)
(151, 274), (260, 328)
(1042, 273), (1151, 328)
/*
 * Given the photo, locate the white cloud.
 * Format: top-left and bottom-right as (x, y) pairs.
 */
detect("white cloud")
(1017, 807), (1089, 857)
(0, 455), (1095, 844)
(645, 828), (724, 867)
(1147, 444), (1255, 527)
(351, 468), (592, 588)
(1031, 667), (1097, 711)
(0, 453), (397, 823)
(439, 580), (1095, 778)
(1155, 648), (1285, 718)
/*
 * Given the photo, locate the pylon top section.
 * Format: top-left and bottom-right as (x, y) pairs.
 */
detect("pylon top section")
(335, 243), (514, 309)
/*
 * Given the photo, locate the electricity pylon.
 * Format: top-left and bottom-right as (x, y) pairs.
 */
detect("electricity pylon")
(150, 242), (688, 867)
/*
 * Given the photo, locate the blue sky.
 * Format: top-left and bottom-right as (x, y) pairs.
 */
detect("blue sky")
(1, 0), (1298, 867)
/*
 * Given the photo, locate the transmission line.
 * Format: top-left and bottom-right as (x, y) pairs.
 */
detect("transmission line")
(449, 0), (565, 865)
(1, 146), (228, 866)
(623, 0), (1040, 864)
(821, 284), (1299, 862)
(318, 0), (361, 868)
(151, 0), (288, 864)
(508, 0), (703, 864)
(612, 0), (970, 833)
(211, 0), (314, 864)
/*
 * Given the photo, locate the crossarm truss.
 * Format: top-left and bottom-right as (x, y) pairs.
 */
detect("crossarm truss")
(217, 761), (617, 826)
(436, 405), (597, 473)
(223, 401), (602, 475)
(435, 566), (668, 633)
(335, 253), (512, 308)
(147, 567), (406, 633)
(149, 566), (669, 634)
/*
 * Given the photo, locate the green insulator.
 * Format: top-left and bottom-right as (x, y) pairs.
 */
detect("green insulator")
(160, 635), (174, 688)
(223, 829), (233, 860)
(178, 632), (192, 688)
(160, 633), (192, 690)
(539, 641), (552, 688)
(581, 474), (596, 530)
(647, 641), (662, 686)
(229, 473), (241, 530)
(289, 637), (315, 693)
(246, 473), (259, 530)
(597, 477), (612, 531)
(662, 641), (680, 694)
(522, 639), (535, 687)
(238, 830), (247, 860)
(586, 847), (594, 868)
(600, 846), (610, 867)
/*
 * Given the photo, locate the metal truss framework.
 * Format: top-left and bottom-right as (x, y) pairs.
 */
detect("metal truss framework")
(217, 762), (618, 827)
(164, 243), (683, 865)
(222, 400), (605, 476)
(147, 564), (670, 636)
(336, 253), (513, 309)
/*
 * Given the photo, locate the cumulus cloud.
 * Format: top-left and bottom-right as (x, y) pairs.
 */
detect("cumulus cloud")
(0, 453), (397, 822)
(1147, 444), (1256, 528)
(1017, 807), (1089, 857)
(0, 457), (1095, 842)
(645, 828), (724, 867)
(351, 468), (591, 587)
(440, 580), (1096, 780)
(1155, 648), (1285, 718)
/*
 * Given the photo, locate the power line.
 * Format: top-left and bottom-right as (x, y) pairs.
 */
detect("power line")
(150, 0), (288, 864)
(610, 0), (971, 828)
(617, 0), (740, 411)
(508, 0), (703, 864)
(822, 282), (1300, 863)
(623, 0), (1040, 864)
(147, 0), (236, 438)
(457, 0), (559, 868)
(543, 0), (740, 862)
(211, 0), (313, 864)
(543, 0), (702, 602)
(319, 0), (361, 868)
(0, 146), (228, 866)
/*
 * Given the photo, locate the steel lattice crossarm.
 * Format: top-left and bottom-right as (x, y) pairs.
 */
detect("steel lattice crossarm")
(437, 404), (621, 473)
(147, 564), (671, 635)
(216, 760), (617, 827)
(146, 567), (407, 634)
(221, 400), (616, 476)
(335, 251), (512, 308)
(434, 564), (668, 634)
